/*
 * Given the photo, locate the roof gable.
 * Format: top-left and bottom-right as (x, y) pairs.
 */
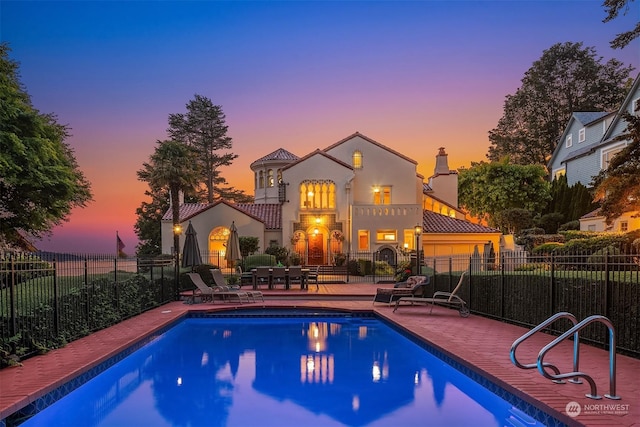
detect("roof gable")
(603, 73), (640, 142)
(162, 200), (282, 229)
(281, 149), (353, 172)
(323, 132), (418, 165)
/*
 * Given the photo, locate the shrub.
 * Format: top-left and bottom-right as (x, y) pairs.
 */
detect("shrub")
(531, 242), (564, 254)
(265, 246), (289, 264)
(558, 220), (580, 231)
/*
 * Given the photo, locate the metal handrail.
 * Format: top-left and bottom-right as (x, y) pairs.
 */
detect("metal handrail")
(537, 315), (620, 400)
(510, 312), (581, 384)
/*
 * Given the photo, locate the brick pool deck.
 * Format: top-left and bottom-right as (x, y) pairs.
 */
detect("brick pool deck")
(1, 283), (638, 427)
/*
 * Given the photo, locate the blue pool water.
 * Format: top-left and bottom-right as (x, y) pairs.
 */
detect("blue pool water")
(20, 314), (552, 426)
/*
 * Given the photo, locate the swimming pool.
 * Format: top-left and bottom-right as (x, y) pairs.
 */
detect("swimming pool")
(16, 312), (559, 426)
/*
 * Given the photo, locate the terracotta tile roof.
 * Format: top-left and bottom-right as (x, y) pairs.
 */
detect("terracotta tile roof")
(422, 211), (500, 234)
(162, 201), (281, 230)
(161, 203), (209, 221)
(234, 203), (281, 229)
(250, 148), (299, 168)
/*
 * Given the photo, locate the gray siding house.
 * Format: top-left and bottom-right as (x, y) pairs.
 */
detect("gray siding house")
(547, 73), (640, 232)
(547, 73), (640, 188)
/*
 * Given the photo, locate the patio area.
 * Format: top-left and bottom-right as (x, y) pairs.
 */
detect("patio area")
(1, 283), (638, 427)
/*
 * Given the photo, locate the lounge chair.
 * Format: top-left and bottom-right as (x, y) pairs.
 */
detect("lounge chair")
(393, 272), (469, 317)
(211, 269), (264, 302)
(187, 272), (250, 304)
(373, 276), (430, 306)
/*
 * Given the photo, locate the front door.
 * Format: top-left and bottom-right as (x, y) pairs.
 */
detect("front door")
(308, 233), (324, 265)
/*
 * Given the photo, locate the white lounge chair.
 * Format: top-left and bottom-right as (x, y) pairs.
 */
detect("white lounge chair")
(210, 269), (263, 302)
(187, 272), (250, 304)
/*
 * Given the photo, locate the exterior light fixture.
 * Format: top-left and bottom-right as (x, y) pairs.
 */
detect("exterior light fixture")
(173, 224), (182, 235)
(314, 228), (319, 235)
(315, 217), (321, 224)
(414, 224), (422, 275)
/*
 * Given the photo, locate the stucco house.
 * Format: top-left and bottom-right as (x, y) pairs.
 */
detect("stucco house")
(161, 132), (500, 267)
(547, 73), (640, 233)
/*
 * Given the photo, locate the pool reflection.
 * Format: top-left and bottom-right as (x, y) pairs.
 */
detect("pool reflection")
(22, 317), (544, 427)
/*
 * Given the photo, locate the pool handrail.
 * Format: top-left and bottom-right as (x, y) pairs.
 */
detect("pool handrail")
(510, 311), (581, 384)
(536, 314), (620, 400)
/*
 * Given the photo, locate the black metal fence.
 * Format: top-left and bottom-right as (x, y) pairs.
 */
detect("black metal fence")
(0, 253), (176, 367)
(1, 246), (638, 366)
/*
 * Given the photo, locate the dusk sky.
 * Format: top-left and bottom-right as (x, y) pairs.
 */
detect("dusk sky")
(2, 1), (639, 254)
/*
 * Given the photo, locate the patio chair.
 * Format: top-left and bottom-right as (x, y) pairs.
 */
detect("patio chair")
(271, 267), (287, 289)
(187, 272), (250, 304)
(254, 266), (272, 289)
(393, 272), (469, 317)
(287, 266), (303, 289)
(211, 269), (263, 302)
(373, 276), (430, 306)
(307, 266), (319, 290)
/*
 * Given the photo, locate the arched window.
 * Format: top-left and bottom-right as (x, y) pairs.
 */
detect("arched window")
(277, 169), (283, 183)
(300, 180), (336, 209)
(268, 169), (274, 187)
(352, 150), (363, 169)
(258, 171), (264, 188)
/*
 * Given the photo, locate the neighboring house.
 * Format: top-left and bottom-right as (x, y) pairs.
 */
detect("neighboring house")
(547, 73), (640, 232)
(547, 111), (615, 185)
(162, 132), (501, 266)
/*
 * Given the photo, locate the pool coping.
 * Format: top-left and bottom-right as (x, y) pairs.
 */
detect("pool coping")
(1, 299), (638, 426)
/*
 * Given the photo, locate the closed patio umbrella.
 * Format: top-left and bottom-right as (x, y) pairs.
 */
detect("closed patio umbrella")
(182, 221), (202, 269)
(225, 221), (241, 269)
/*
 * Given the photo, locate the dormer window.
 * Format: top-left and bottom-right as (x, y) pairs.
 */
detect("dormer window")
(353, 150), (363, 169)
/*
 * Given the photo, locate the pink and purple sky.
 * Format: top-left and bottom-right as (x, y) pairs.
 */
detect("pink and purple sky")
(2, 1), (638, 254)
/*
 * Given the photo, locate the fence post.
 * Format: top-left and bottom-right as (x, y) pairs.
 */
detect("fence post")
(604, 248), (610, 319)
(53, 259), (59, 336)
(346, 252), (350, 283)
(550, 252), (555, 316)
(448, 257), (453, 291)
(84, 258), (90, 328)
(500, 252), (505, 319)
(8, 254), (16, 337)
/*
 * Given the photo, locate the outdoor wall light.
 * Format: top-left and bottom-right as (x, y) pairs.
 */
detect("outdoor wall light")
(173, 224), (182, 235)
(373, 187), (380, 193)
(313, 228), (319, 235)
(315, 217), (321, 224)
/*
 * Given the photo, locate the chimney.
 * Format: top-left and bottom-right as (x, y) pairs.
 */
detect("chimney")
(434, 147), (450, 175)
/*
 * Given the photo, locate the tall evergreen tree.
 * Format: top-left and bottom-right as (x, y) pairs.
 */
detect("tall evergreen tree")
(487, 42), (633, 165)
(168, 95), (248, 203)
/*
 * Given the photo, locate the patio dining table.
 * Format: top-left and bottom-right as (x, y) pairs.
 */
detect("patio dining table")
(250, 268), (310, 290)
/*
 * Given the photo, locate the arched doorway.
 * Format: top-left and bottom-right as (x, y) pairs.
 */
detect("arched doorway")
(378, 247), (397, 268)
(208, 226), (230, 267)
